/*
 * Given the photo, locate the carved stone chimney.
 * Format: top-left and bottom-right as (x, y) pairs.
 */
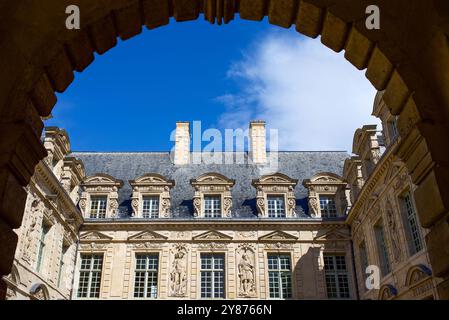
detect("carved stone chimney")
(249, 120), (267, 164)
(174, 121), (190, 165)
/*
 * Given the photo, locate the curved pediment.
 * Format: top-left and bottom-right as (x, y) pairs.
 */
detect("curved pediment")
(378, 284), (397, 300)
(252, 173), (298, 187)
(405, 265), (432, 287)
(83, 173), (124, 187)
(130, 173), (175, 186)
(191, 172), (235, 185)
(309, 172), (344, 183)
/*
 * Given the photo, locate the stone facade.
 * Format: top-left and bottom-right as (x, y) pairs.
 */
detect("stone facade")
(2, 94), (444, 300)
(4, 128), (83, 300)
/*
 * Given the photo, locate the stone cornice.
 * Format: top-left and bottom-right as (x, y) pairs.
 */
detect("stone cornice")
(80, 219), (348, 232)
(33, 161), (84, 230)
(346, 138), (401, 225)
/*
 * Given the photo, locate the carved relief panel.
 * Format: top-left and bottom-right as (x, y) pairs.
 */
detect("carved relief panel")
(169, 244), (189, 297)
(236, 244), (257, 298)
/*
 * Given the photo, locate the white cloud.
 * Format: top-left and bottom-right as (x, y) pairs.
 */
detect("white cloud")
(215, 30), (380, 152)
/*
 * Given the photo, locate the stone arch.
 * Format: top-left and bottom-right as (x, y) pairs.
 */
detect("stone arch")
(7, 265), (20, 286)
(1, 0), (449, 299)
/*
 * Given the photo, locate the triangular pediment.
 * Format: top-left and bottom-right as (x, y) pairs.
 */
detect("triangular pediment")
(314, 229), (351, 242)
(259, 231), (297, 241)
(193, 230), (233, 241)
(127, 230), (168, 241)
(80, 231), (113, 241)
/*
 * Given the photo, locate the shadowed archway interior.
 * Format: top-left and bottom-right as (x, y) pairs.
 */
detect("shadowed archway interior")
(0, 0), (449, 299)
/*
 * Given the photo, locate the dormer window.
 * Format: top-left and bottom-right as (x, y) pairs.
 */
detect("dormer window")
(79, 174), (124, 219)
(129, 174), (174, 218)
(252, 173), (298, 218)
(303, 173), (348, 219)
(267, 196), (286, 218)
(190, 173), (235, 218)
(89, 196), (107, 219)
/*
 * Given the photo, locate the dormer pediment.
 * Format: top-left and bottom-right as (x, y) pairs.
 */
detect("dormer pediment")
(130, 173), (175, 187)
(252, 173), (298, 187)
(82, 174), (124, 188)
(191, 173), (235, 186)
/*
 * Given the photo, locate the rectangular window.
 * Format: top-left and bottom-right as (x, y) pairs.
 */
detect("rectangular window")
(200, 254), (225, 298)
(375, 222), (391, 276)
(267, 254), (292, 299)
(134, 254), (159, 298)
(89, 196), (107, 219)
(142, 196), (159, 218)
(324, 255), (351, 299)
(204, 196), (221, 218)
(57, 244), (69, 287)
(36, 223), (50, 272)
(77, 254), (103, 298)
(401, 192), (423, 255)
(267, 196), (286, 218)
(320, 196), (338, 218)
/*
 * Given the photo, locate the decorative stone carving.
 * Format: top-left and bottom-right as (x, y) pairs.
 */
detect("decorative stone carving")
(385, 201), (402, 263)
(129, 174), (175, 218)
(190, 173), (235, 218)
(79, 174), (124, 218)
(197, 242), (228, 250)
(22, 198), (42, 263)
(303, 173), (348, 218)
(252, 173), (298, 218)
(237, 244), (256, 298)
(170, 244), (189, 297)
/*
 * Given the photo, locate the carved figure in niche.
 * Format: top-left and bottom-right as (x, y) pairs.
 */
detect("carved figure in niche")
(238, 249), (255, 296)
(386, 205), (402, 263)
(22, 200), (41, 262)
(170, 247), (187, 296)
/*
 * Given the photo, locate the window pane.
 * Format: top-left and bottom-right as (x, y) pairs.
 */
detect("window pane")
(77, 254), (103, 298)
(320, 196), (337, 218)
(204, 196), (221, 218)
(142, 196), (159, 218)
(134, 254), (159, 298)
(375, 223), (391, 276)
(200, 254), (225, 298)
(90, 196), (107, 219)
(267, 196), (286, 218)
(323, 255), (350, 299)
(267, 254), (292, 299)
(403, 193), (423, 255)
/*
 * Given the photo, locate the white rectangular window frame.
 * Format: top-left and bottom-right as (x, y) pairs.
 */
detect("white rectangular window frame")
(203, 195), (222, 218)
(133, 253), (159, 298)
(77, 254), (104, 298)
(89, 196), (107, 219)
(36, 223), (50, 273)
(319, 195), (338, 218)
(374, 222), (391, 276)
(267, 195), (286, 218)
(200, 253), (225, 298)
(267, 254), (292, 299)
(323, 255), (351, 299)
(142, 195), (160, 219)
(401, 192), (423, 255)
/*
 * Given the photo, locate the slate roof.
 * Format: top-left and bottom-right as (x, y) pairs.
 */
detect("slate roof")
(71, 152), (349, 219)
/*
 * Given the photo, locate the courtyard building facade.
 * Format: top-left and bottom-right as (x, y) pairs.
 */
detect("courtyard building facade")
(3, 93), (442, 300)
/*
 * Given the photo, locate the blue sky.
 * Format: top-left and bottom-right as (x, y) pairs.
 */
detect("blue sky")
(46, 17), (378, 153)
